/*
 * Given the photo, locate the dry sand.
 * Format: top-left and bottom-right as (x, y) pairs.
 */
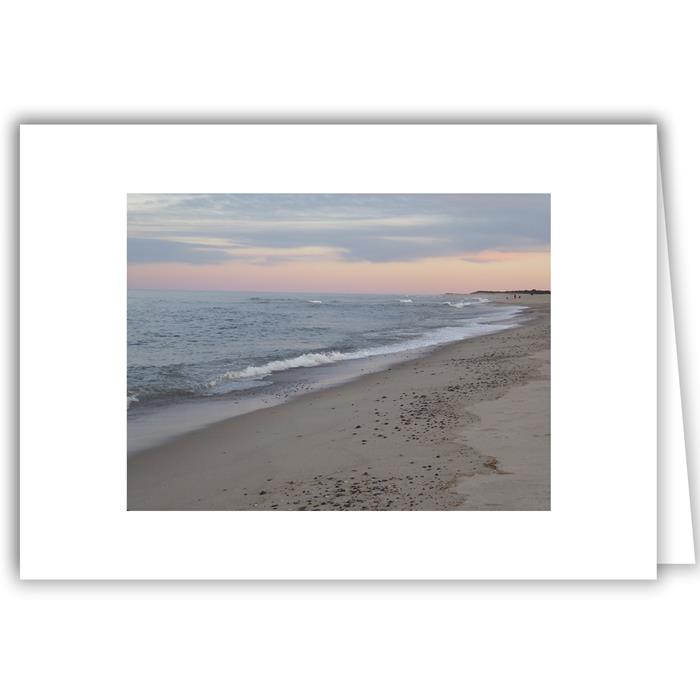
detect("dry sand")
(128, 295), (550, 511)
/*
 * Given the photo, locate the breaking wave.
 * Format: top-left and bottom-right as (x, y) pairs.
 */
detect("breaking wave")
(205, 311), (523, 389)
(442, 297), (489, 308)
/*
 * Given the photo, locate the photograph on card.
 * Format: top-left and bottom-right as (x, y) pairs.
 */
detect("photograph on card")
(127, 194), (550, 511)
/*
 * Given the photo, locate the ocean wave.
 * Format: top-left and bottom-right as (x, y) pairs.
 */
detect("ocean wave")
(307, 299), (323, 304)
(399, 298), (413, 303)
(442, 297), (489, 308)
(127, 384), (201, 408)
(205, 378), (273, 395)
(206, 310), (523, 388)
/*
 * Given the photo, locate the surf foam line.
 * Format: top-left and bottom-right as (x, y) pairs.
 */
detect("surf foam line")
(206, 307), (525, 388)
(442, 297), (489, 308)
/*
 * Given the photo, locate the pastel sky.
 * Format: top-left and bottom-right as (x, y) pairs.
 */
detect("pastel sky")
(127, 194), (550, 294)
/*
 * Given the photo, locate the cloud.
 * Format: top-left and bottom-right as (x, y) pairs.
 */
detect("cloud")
(127, 238), (230, 265)
(460, 251), (521, 264)
(129, 237), (350, 266)
(127, 194), (550, 265)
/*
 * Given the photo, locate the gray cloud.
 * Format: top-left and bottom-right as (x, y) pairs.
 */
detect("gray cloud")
(127, 238), (231, 265)
(127, 194), (550, 265)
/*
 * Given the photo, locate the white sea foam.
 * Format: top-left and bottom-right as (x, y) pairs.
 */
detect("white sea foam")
(442, 297), (489, 308)
(206, 378), (273, 395)
(399, 298), (413, 303)
(206, 307), (524, 389)
(307, 299), (323, 304)
(127, 394), (139, 409)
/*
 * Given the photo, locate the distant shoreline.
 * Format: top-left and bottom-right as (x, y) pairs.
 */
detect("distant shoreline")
(447, 289), (550, 295)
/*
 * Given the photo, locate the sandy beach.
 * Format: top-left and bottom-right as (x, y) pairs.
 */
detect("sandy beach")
(128, 294), (550, 511)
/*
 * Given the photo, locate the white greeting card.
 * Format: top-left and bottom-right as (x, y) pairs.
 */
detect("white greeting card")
(20, 124), (666, 578)
(658, 164), (694, 564)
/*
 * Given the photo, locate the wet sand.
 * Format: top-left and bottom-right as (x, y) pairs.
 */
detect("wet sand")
(128, 295), (550, 511)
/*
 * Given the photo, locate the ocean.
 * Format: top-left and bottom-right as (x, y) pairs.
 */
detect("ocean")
(127, 290), (525, 452)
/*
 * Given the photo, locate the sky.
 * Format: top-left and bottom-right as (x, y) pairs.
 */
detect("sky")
(127, 194), (550, 294)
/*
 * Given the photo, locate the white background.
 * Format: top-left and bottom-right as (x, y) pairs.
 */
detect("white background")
(20, 124), (657, 581)
(2, 1), (698, 698)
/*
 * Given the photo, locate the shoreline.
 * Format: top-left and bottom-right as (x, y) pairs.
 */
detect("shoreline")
(128, 295), (550, 511)
(127, 294), (534, 454)
(126, 308), (528, 455)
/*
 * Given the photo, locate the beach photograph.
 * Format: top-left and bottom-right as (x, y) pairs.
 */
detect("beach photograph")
(127, 194), (550, 510)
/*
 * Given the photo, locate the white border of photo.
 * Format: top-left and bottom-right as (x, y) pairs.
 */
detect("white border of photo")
(20, 124), (657, 579)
